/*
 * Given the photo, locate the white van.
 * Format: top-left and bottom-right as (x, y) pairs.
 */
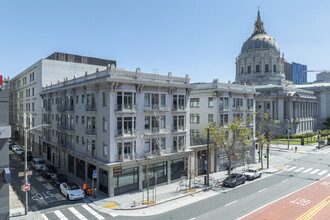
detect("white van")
(31, 158), (46, 170)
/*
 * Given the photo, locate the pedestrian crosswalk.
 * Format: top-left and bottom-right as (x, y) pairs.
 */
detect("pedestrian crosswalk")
(41, 204), (106, 220)
(285, 165), (329, 176)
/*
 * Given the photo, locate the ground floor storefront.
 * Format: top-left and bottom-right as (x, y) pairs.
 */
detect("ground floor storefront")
(42, 140), (189, 197)
(190, 141), (256, 176)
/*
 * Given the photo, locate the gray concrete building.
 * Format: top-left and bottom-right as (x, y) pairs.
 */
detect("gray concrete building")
(0, 76), (10, 220)
(190, 80), (258, 174)
(9, 52), (116, 157)
(40, 65), (191, 196)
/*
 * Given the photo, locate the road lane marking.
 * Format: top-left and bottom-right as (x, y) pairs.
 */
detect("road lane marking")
(295, 167), (305, 172)
(310, 169), (320, 174)
(287, 166), (297, 171)
(53, 210), (68, 220)
(110, 212), (118, 217)
(41, 214), (49, 220)
(303, 168), (313, 173)
(189, 218), (196, 220)
(237, 175), (330, 220)
(68, 207), (87, 220)
(281, 179), (289, 183)
(258, 188), (268, 193)
(82, 204), (105, 220)
(225, 200), (237, 207)
(318, 170), (328, 176)
(296, 196), (330, 220)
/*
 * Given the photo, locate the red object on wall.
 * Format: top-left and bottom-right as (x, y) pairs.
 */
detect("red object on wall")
(0, 75), (3, 86)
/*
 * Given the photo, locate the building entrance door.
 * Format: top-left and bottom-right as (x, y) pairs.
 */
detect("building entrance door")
(197, 150), (206, 175)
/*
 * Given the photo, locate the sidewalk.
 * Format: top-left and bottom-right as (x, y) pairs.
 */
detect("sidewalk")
(84, 161), (283, 217)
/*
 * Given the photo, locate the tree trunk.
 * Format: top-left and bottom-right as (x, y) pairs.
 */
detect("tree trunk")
(260, 147), (264, 169)
(228, 158), (232, 175)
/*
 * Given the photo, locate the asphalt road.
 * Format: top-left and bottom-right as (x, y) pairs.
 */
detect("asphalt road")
(9, 150), (109, 220)
(10, 147), (330, 220)
(123, 148), (330, 220)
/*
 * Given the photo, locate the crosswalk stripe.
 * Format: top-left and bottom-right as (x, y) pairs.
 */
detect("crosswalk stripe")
(287, 166), (297, 171)
(41, 214), (49, 220)
(82, 204), (105, 220)
(295, 167), (305, 172)
(318, 170), (328, 176)
(54, 210), (68, 220)
(303, 168), (313, 173)
(310, 169), (320, 174)
(68, 207), (87, 220)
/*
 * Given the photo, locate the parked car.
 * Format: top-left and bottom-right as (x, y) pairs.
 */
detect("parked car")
(51, 174), (68, 188)
(243, 169), (262, 180)
(20, 151), (33, 161)
(223, 173), (246, 187)
(40, 164), (57, 178)
(11, 145), (21, 153)
(60, 182), (85, 200)
(31, 158), (46, 171)
(15, 148), (24, 156)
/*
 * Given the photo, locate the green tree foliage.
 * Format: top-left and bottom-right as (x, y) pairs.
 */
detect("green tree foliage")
(323, 117), (330, 129)
(203, 118), (253, 175)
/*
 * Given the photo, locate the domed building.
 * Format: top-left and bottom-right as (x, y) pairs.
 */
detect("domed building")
(235, 9), (318, 135)
(235, 9), (287, 86)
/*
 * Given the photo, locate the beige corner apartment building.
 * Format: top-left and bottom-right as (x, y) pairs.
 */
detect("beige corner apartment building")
(40, 65), (191, 196)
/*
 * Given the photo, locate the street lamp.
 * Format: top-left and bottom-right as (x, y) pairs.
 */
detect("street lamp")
(24, 124), (50, 215)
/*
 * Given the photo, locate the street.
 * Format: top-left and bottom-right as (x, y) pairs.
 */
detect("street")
(10, 147), (330, 220)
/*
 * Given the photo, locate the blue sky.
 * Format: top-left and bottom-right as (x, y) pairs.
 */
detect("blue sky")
(1, 0), (329, 83)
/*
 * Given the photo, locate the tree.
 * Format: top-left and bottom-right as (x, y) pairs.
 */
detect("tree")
(255, 113), (280, 169)
(203, 118), (253, 175)
(323, 117), (330, 129)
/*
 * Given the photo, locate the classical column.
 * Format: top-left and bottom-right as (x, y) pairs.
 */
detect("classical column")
(108, 166), (114, 197)
(138, 164), (143, 190)
(167, 159), (171, 184)
(277, 98), (284, 121)
(270, 100), (273, 119)
(96, 166), (100, 191)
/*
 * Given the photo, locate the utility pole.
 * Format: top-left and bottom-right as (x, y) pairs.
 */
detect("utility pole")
(206, 128), (210, 187)
(287, 126), (291, 150)
(24, 130), (28, 215)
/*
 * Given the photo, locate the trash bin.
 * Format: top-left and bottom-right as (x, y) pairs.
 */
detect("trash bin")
(3, 168), (10, 183)
(86, 188), (93, 196)
(301, 138), (304, 146)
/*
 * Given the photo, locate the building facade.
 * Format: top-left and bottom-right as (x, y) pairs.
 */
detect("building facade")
(0, 76), (10, 220)
(40, 65), (191, 196)
(235, 9), (318, 135)
(9, 52), (116, 156)
(190, 80), (257, 175)
(292, 62), (307, 85)
(316, 72), (330, 82)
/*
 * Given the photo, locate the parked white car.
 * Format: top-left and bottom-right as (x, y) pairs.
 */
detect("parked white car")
(60, 182), (85, 200)
(15, 148), (24, 156)
(12, 145), (21, 153)
(31, 158), (46, 171)
(243, 169), (262, 180)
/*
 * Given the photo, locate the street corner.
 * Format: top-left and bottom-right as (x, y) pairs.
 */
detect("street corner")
(103, 202), (118, 209)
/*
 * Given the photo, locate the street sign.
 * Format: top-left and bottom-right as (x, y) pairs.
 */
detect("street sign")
(113, 166), (122, 176)
(22, 184), (30, 191)
(18, 170), (33, 177)
(92, 170), (97, 179)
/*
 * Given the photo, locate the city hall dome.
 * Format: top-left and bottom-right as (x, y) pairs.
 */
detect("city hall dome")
(235, 8), (286, 86)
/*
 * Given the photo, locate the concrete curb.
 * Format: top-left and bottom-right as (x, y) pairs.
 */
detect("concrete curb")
(114, 188), (204, 210)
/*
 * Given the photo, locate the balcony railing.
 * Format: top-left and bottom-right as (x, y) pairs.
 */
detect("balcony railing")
(219, 106), (229, 111)
(115, 129), (135, 137)
(116, 104), (136, 111)
(172, 105), (186, 111)
(172, 126), (186, 132)
(86, 105), (96, 112)
(85, 128), (96, 135)
(144, 105), (169, 112)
